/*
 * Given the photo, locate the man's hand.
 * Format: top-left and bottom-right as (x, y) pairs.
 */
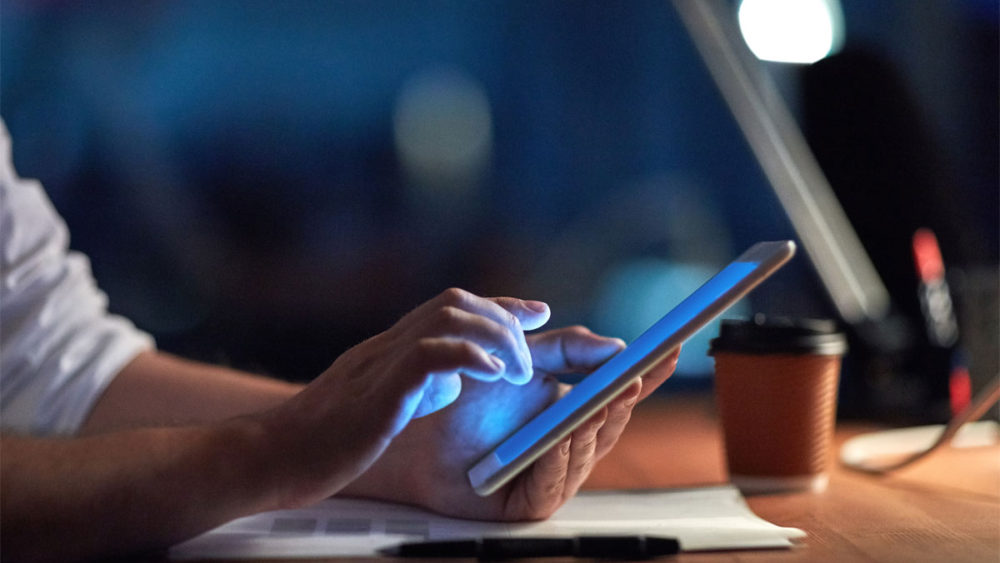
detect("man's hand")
(1, 289), (551, 563)
(340, 325), (680, 521)
(254, 288), (552, 509)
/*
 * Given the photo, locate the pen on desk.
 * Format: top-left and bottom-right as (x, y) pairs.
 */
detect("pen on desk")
(379, 535), (681, 560)
(911, 228), (968, 415)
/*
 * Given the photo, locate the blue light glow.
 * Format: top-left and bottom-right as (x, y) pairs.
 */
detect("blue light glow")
(591, 260), (750, 376)
(494, 260), (760, 464)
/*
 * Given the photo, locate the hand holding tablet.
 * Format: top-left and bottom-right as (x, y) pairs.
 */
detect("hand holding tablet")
(468, 241), (797, 496)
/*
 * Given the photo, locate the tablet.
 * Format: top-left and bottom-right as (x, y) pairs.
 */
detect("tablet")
(467, 240), (796, 496)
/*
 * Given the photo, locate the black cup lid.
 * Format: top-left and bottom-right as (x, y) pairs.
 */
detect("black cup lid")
(708, 314), (848, 356)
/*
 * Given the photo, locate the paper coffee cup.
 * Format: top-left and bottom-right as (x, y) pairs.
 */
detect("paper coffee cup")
(709, 316), (847, 494)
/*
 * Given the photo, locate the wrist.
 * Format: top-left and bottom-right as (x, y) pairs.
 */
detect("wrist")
(337, 431), (431, 508)
(229, 403), (347, 512)
(213, 413), (296, 513)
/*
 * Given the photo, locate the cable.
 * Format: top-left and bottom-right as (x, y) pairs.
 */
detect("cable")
(840, 376), (1000, 474)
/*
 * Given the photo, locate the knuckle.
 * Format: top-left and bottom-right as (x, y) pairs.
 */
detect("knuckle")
(543, 479), (563, 498)
(406, 337), (476, 372)
(607, 404), (634, 427)
(440, 287), (470, 306)
(434, 305), (463, 329)
(570, 453), (596, 474)
(558, 438), (572, 457)
(406, 338), (437, 369)
(509, 310), (522, 329)
(499, 308), (521, 331)
(610, 415), (632, 435)
(588, 407), (609, 429)
(454, 339), (479, 360)
(618, 382), (642, 406)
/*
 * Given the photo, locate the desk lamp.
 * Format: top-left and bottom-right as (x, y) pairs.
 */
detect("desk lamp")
(671, 0), (969, 423)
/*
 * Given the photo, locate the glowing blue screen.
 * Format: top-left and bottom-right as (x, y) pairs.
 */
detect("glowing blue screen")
(494, 260), (760, 464)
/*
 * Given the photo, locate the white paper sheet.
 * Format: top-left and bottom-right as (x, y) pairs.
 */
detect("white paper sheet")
(170, 485), (806, 559)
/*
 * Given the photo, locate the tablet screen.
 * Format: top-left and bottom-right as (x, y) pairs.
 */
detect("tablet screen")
(493, 260), (758, 464)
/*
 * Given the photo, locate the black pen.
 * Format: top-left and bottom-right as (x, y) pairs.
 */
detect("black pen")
(379, 535), (681, 560)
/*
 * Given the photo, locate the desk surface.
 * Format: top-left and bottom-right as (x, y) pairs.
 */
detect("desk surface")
(585, 394), (1000, 563)
(182, 394), (1000, 563)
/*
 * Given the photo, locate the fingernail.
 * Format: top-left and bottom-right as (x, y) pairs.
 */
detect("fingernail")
(489, 356), (506, 373)
(524, 300), (549, 314)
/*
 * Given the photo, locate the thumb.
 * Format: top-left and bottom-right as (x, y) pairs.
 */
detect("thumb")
(529, 326), (626, 374)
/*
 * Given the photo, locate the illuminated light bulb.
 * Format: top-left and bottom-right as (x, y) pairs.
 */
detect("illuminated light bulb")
(738, 0), (844, 64)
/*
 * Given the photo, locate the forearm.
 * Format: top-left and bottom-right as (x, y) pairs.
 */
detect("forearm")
(1, 418), (285, 563)
(82, 350), (304, 434)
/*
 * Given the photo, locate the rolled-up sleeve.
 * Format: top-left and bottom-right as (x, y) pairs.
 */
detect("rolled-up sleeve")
(0, 122), (154, 436)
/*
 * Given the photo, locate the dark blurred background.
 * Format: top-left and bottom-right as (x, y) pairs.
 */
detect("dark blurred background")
(3, 1), (996, 414)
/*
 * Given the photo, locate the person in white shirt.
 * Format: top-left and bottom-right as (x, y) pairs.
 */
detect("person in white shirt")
(0, 121), (678, 562)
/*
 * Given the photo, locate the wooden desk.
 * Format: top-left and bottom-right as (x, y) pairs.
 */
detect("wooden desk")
(584, 394), (1000, 563)
(177, 394), (999, 563)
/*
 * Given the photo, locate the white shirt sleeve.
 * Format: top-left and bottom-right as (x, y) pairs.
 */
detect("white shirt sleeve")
(0, 121), (155, 436)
